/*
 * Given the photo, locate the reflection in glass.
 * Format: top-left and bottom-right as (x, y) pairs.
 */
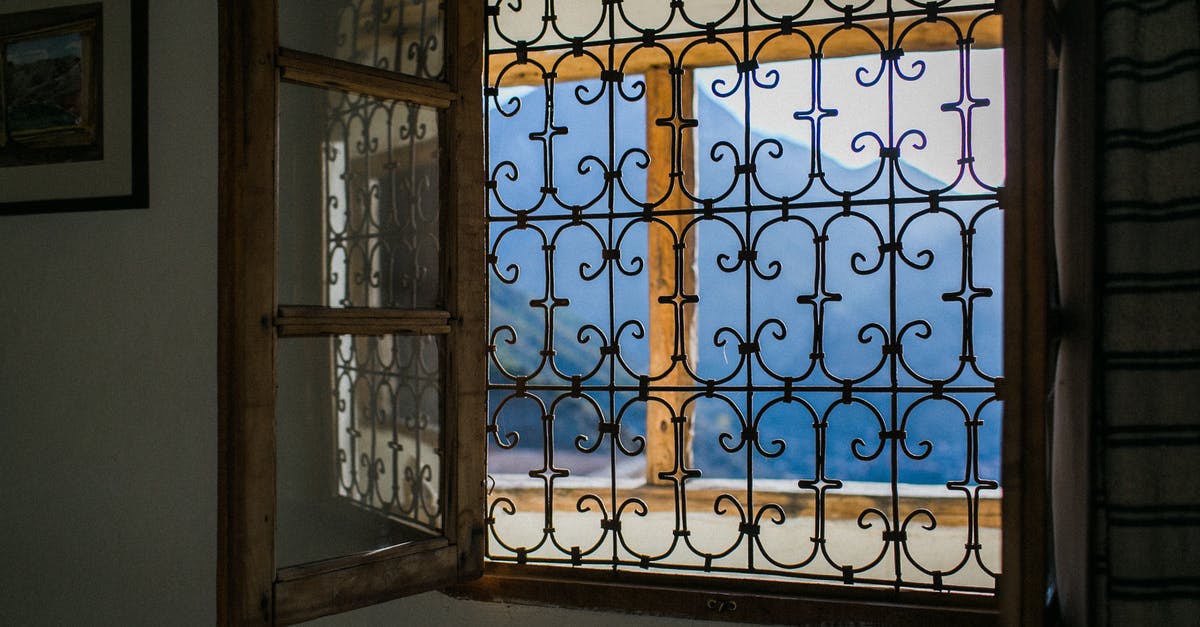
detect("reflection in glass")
(281, 0), (444, 80)
(279, 82), (441, 309)
(277, 334), (443, 568)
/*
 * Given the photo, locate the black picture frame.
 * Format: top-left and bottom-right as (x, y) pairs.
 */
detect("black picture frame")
(0, 0), (147, 214)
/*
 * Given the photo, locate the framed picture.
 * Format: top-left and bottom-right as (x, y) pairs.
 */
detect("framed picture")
(0, 0), (147, 214)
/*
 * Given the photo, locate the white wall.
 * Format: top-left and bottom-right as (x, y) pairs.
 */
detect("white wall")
(0, 1), (217, 624)
(0, 3), (713, 625)
(0, 1), (216, 625)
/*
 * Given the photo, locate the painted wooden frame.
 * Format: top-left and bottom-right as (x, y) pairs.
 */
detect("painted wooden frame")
(217, 1), (486, 624)
(0, 0), (147, 214)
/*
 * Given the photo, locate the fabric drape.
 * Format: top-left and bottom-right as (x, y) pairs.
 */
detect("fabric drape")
(1094, 1), (1200, 624)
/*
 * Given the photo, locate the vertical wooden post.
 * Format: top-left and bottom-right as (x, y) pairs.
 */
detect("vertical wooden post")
(1000, 2), (1050, 626)
(218, 1), (278, 624)
(444, 0), (489, 581)
(645, 67), (697, 485)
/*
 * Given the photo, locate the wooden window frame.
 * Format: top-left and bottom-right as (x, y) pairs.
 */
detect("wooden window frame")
(218, 0), (1050, 624)
(450, 2), (1051, 626)
(217, 2), (486, 625)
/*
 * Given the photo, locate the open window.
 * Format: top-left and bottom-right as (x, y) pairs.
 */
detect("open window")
(458, 1), (1050, 624)
(219, 1), (1051, 625)
(218, 2), (485, 624)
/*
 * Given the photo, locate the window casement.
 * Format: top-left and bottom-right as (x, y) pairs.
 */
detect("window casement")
(218, 2), (485, 624)
(458, 0), (1049, 623)
(218, 1), (1050, 625)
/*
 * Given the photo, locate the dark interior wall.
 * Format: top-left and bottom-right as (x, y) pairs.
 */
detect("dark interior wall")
(0, 2), (217, 623)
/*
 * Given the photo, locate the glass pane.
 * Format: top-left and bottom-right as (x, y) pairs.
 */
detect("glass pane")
(280, 0), (445, 80)
(277, 334), (444, 568)
(279, 82), (441, 309)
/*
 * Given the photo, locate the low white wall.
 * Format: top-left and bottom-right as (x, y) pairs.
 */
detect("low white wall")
(0, 2), (217, 623)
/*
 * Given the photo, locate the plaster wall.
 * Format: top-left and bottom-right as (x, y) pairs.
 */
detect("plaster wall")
(0, 3), (709, 625)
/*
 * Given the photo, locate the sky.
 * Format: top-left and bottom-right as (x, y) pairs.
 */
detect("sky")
(696, 48), (1004, 188)
(6, 33), (83, 66)
(494, 47), (1005, 189)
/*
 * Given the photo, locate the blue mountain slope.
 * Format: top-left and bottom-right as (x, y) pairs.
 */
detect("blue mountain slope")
(487, 81), (1003, 485)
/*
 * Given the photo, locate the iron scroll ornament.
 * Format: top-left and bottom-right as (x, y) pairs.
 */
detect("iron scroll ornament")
(483, 0), (1002, 592)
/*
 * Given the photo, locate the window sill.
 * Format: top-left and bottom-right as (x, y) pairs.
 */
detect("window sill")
(446, 562), (998, 626)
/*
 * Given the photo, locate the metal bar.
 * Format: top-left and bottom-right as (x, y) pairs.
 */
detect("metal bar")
(484, 0), (1004, 594)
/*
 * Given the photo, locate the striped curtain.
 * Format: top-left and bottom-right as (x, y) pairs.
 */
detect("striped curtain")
(1095, 0), (1200, 624)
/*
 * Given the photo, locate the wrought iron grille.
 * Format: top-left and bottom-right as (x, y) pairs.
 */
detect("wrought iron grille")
(278, 0), (447, 536)
(331, 333), (444, 532)
(485, 0), (1003, 592)
(319, 85), (444, 532)
(322, 92), (441, 310)
(280, 0), (446, 81)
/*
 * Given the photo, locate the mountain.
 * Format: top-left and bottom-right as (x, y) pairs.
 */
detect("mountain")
(486, 79), (1003, 485)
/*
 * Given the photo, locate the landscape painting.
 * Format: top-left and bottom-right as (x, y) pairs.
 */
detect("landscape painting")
(0, 4), (102, 167)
